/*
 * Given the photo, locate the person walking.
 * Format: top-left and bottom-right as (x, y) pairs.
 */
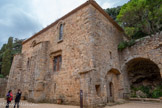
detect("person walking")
(6, 90), (13, 108)
(14, 89), (22, 108)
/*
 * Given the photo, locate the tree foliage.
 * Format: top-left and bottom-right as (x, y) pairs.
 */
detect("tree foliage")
(0, 37), (24, 76)
(118, 39), (136, 51)
(1, 37), (13, 76)
(12, 38), (23, 55)
(117, 0), (162, 39)
(105, 6), (121, 21)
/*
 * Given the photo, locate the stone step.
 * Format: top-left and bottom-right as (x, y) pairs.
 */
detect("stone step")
(129, 98), (162, 103)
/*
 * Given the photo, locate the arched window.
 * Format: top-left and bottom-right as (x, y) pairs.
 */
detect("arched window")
(59, 24), (63, 40)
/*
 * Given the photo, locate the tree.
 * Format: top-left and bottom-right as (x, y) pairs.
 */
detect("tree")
(0, 44), (7, 74)
(12, 38), (23, 55)
(1, 37), (13, 76)
(117, 0), (162, 39)
(0, 37), (23, 76)
(1, 49), (12, 76)
(105, 6), (121, 21)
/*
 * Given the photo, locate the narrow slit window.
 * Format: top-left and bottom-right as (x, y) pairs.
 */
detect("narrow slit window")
(59, 24), (63, 40)
(110, 51), (112, 59)
(27, 58), (30, 68)
(109, 82), (113, 97)
(95, 85), (101, 96)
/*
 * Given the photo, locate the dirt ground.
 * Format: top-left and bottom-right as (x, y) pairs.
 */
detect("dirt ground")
(104, 101), (162, 108)
(0, 98), (162, 108)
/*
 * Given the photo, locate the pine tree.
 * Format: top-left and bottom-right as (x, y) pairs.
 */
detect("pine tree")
(0, 44), (7, 75)
(1, 37), (13, 76)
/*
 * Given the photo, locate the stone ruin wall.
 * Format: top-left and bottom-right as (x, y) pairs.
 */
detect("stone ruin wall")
(79, 5), (125, 106)
(120, 32), (162, 93)
(0, 78), (7, 98)
(6, 4), (97, 105)
(6, 54), (23, 97)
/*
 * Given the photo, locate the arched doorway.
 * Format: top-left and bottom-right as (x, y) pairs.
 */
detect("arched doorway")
(126, 58), (162, 98)
(105, 69), (120, 102)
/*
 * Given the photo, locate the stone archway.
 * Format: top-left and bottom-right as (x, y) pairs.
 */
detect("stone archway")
(126, 58), (162, 98)
(105, 69), (120, 102)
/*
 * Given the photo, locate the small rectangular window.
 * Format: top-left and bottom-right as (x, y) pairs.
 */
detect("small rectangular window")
(95, 85), (101, 96)
(59, 24), (63, 40)
(53, 55), (62, 71)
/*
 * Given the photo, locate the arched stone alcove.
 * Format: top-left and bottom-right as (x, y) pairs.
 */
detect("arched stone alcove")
(124, 57), (162, 98)
(127, 58), (161, 88)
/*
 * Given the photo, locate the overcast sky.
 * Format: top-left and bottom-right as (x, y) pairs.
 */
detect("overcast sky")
(0, 0), (129, 48)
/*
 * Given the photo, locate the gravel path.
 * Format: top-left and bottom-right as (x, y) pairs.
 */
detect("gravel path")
(0, 98), (161, 108)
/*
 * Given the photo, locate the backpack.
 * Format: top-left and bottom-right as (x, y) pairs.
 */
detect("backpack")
(6, 93), (13, 101)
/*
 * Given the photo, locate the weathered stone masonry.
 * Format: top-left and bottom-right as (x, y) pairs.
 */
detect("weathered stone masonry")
(6, 0), (162, 107)
(0, 78), (7, 98)
(120, 33), (162, 94)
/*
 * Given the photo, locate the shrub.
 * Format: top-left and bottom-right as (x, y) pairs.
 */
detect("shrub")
(0, 74), (4, 78)
(127, 39), (136, 47)
(138, 86), (153, 98)
(132, 31), (148, 39)
(138, 86), (150, 94)
(131, 86), (152, 98)
(152, 86), (162, 98)
(131, 85), (162, 98)
(118, 39), (136, 51)
(130, 90), (137, 98)
(118, 41), (128, 51)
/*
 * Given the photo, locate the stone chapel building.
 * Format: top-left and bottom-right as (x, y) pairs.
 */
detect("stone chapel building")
(6, 0), (162, 107)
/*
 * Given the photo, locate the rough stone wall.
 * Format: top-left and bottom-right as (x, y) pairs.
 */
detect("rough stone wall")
(79, 5), (125, 106)
(6, 54), (23, 97)
(0, 78), (7, 97)
(7, 4), (95, 105)
(26, 41), (49, 102)
(6, 3), (126, 107)
(6, 1), (162, 107)
(120, 33), (162, 93)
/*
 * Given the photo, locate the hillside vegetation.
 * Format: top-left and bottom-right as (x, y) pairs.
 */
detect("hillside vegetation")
(105, 0), (162, 51)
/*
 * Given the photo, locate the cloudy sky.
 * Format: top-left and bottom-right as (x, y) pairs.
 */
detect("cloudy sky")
(0, 0), (129, 48)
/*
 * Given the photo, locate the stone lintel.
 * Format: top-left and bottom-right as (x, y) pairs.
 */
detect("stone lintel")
(79, 68), (95, 74)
